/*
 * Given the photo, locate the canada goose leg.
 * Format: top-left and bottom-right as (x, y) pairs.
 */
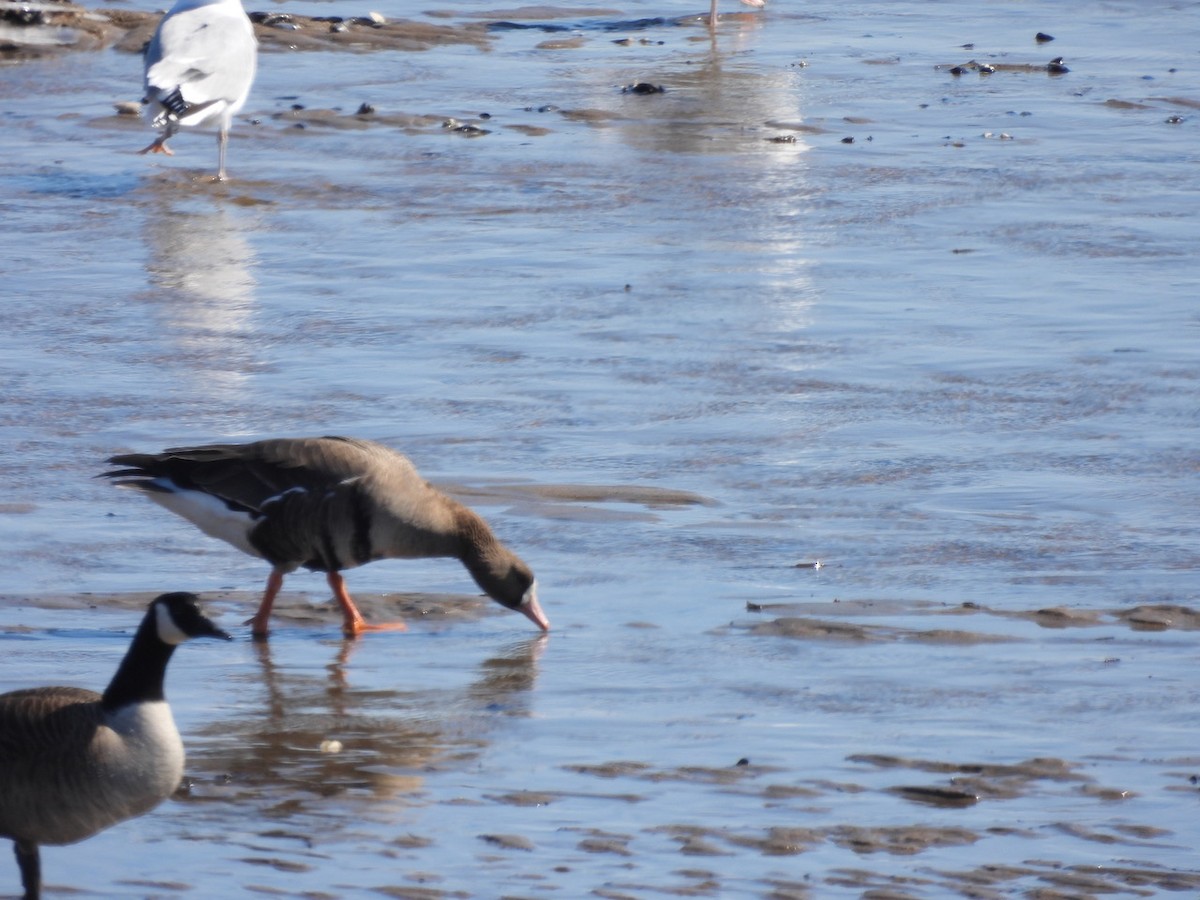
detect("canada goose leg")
(245, 568), (285, 639)
(327, 571), (407, 638)
(15, 840), (40, 900)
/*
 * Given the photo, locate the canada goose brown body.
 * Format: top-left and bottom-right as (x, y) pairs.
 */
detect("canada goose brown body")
(102, 436), (548, 637)
(0, 593), (229, 900)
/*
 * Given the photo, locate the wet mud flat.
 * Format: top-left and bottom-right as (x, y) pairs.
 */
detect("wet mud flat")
(1, 0), (1199, 896)
(3, 590), (1200, 898)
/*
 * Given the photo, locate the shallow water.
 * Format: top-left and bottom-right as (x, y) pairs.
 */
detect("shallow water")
(1, 0), (1199, 896)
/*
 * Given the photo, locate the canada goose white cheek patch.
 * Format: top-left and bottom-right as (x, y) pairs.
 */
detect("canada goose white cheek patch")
(154, 603), (190, 646)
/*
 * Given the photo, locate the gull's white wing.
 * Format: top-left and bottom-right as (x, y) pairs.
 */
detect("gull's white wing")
(144, 0), (256, 111)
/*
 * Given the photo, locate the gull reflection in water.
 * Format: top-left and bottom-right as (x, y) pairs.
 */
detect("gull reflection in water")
(139, 191), (261, 416)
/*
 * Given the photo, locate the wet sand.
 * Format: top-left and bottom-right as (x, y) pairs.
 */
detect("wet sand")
(2, 0), (1199, 896)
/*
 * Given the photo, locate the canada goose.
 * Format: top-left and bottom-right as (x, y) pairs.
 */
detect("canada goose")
(102, 436), (549, 638)
(0, 592), (230, 900)
(139, 0), (257, 181)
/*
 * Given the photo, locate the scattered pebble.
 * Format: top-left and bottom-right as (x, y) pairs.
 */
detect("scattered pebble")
(1035, 31), (1055, 43)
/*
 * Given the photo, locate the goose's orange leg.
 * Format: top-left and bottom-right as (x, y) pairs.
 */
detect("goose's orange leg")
(245, 568), (284, 639)
(328, 571), (408, 638)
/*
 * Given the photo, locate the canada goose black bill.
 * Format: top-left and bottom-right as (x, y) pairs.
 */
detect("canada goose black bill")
(101, 436), (549, 639)
(0, 592), (230, 900)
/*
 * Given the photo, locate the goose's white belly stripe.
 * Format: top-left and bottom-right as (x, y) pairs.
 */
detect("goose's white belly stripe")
(142, 482), (262, 558)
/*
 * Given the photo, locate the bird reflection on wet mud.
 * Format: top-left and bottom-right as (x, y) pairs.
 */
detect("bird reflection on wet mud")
(182, 633), (548, 811)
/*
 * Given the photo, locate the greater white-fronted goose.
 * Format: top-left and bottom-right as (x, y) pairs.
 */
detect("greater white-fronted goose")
(0, 592), (230, 900)
(102, 436), (549, 638)
(139, 0), (257, 181)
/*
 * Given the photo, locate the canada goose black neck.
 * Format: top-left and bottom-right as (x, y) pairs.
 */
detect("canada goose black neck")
(101, 592), (229, 710)
(100, 615), (176, 711)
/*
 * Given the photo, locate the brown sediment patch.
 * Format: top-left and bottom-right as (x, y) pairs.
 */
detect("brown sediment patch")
(440, 5), (620, 20)
(389, 834), (435, 849)
(505, 124), (554, 136)
(935, 59), (1068, 75)
(373, 887), (470, 899)
(485, 790), (557, 806)
(1104, 98), (1155, 110)
(744, 596), (1200, 638)
(827, 824), (978, 855)
(1116, 603), (1200, 631)
(848, 754), (1086, 782)
(246, 15), (491, 53)
(747, 617), (878, 641)
(0, 589), (505, 632)
(888, 785), (979, 808)
(565, 760), (776, 785)
(536, 35), (586, 49)
(1076, 783), (1137, 801)
(647, 825), (735, 857)
(761, 878), (813, 899)
(723, 826), (818, 856)
(762, 783), (822, 800)
(1152, 96), (1200, 110)
(271, 107), (450, 135)
(764, 120), (830, 135)
(743, 616), (1012, 645)
(928, 860), (1200, 896)
(559, 108), (627, 125)
(825, 867), (937, 895)
(0, 2), (492, 60)
(478, 832), (535, 851)
(1020, 606), (1104, 628)
(904, 628), (1011, 645)
(850, 755), (1109, 804)
(569, 827), (635, 856)
(239, 856), (315, 872)
(0, 0), (129, 58)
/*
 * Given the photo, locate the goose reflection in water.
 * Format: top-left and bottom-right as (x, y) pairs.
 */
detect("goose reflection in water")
(183, 630), (548, 808)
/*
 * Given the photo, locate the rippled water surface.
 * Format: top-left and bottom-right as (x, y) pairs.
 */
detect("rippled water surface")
(1, 0), (1198, 896)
